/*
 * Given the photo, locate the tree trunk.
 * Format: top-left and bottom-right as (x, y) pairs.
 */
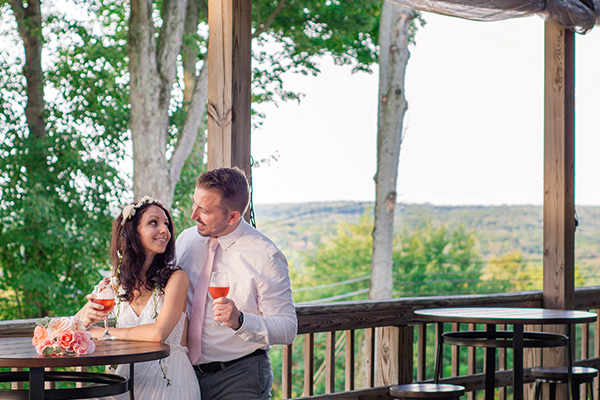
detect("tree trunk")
(128, 0), (196, 207)
(370, 2), (414, 388)
(370, 1), (413, 301)
(10, 0), (45, 141)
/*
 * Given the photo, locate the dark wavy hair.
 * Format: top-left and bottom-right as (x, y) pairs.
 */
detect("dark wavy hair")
(110, 200), (179, 303)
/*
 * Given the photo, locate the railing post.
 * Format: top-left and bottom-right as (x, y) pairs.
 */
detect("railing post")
(375, 325), (413, 386)
(304, 333), (315, 396)
(344, 330), (355, 391)
(282, 344), (293, 398)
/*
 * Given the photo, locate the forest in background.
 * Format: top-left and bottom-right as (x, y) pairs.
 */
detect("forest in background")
(251, 202), (600, 289)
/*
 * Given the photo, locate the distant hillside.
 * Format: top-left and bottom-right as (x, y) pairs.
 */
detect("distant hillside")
(253, 202), (600, 284)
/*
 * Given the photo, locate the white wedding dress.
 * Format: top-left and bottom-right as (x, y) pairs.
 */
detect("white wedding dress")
(100, 289), (201, 400)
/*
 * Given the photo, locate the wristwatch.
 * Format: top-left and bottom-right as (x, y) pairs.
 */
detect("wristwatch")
(237, 312), (244, 329)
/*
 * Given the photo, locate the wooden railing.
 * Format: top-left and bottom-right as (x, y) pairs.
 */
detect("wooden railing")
(283, 287), (600, 399)
(2, 288), (599, 399)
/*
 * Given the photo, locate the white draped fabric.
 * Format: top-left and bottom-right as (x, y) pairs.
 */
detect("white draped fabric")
(387, 0), (599, 33)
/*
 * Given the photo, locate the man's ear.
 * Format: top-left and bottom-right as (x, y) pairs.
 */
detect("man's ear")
(228, 210), (241, 226)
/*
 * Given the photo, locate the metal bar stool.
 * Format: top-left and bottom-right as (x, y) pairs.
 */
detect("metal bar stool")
(532, 366), (598, 400)
(389, 383), (465, 399)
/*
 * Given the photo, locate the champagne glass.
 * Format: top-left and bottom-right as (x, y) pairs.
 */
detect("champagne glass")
(208, 272), (229, 326)
(92, 282), (116, 340)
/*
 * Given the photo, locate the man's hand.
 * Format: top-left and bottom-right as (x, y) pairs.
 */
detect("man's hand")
(212, 297), (243, 330)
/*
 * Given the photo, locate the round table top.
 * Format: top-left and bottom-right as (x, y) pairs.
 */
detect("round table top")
(0, 336), (170, 369)
(414, 307), (597, 325)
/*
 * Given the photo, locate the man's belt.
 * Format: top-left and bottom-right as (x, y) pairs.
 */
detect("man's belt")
(193, 349), (266, 374)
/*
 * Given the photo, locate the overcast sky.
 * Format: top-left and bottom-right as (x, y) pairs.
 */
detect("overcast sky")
(250, 12), (600, 206)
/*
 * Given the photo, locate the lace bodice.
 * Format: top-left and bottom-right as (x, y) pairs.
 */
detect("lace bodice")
(115, 290), (187, 353)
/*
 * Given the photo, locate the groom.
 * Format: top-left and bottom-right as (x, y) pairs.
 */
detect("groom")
(176, 167), (297, 399)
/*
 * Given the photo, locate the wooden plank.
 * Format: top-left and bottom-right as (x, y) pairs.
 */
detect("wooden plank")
(581, 323), (590, 399)
(375, 326), (400, 386)
(344, 330), (355, 391)
(295, 293), (545, 334)
(524, 324), (542, 399)
(206, 0), (252, 176)
(542, 20), (575, 312)
(304, 333), (315, 396)
(451, 322), (459, 377)
(434, 322), (442, 379)
(595, 310), (600, 397)
(398, 326), (413, 384)
(283, 344), (293, 399)
(467, 323), (476, 400)
(293, 385), (392, 400)
(326, 331), (335, 393)
(416, 323), (426, 381)
(365, 328), (375, 388)
(543, 22), (575, 394)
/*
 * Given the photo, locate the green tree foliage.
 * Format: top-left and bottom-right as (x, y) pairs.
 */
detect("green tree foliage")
(0, 0), (382, 319)
(393, 223), (482, 296)
(294, 214), (483, 303)
(481, 251), (541, 292)
(293, 212), (373, 304)
(0, 2), (125, 319)
(481, 251), (586, 292)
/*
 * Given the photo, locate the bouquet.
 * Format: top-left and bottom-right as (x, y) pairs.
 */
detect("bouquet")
(32, 316), (96, 356)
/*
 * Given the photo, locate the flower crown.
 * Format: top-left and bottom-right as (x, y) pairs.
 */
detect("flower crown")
(121, 195), (163, 225)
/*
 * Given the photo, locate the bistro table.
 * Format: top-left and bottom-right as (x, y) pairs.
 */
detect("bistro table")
(414, 307), (597, 400)
(0, 336), (169, 400)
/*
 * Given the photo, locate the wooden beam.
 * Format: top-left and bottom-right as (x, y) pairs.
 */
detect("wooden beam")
(543, 21), (575, 310)
(543, 20), (575, 381)
(206, 0), (252, 177)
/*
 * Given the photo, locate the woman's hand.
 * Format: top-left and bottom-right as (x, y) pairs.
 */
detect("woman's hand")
(76, 294), (112, 329)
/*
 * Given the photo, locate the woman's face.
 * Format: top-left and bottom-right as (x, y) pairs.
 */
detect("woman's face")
(136, 205), (172, 260)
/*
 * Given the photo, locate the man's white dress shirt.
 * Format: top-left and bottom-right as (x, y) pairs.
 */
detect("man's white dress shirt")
(176, 219), (297, 364)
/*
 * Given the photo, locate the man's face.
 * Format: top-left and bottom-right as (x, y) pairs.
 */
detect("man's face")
(191, 187), (239, 237)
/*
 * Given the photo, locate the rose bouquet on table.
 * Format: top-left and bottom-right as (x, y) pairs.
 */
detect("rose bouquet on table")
(32, 316), (96, 356)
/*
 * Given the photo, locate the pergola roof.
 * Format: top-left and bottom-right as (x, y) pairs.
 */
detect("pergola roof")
(389, 0), (599, 33)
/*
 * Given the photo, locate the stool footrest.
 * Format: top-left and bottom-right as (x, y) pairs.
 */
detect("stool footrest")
(442, 330), (568, 348)
(390, 383), (465, 399)
(532, 366), (598, 382)
(0, 371), (129, 400)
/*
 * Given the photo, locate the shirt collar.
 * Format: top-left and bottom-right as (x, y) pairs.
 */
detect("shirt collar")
(215, 219), (249, 250)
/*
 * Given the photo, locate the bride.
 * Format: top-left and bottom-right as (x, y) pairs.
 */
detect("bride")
(77, 196), (201, 399)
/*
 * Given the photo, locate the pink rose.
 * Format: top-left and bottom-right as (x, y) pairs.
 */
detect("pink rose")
(57, 330), (75, 352)
(35, 338), (55, 356)
(32, 325), (49, 346)
(72, 331), (95, 355)
(47, 317), (75, 339)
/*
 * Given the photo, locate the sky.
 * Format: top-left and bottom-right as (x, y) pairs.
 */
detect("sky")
(250, 12), (600, 207)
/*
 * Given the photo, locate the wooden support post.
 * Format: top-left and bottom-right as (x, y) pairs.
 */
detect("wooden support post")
(543, 21), (575, 311)
(206, 0), (252, 177)
(543, 21), (575, 399)
(375, 326), (412, 386)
